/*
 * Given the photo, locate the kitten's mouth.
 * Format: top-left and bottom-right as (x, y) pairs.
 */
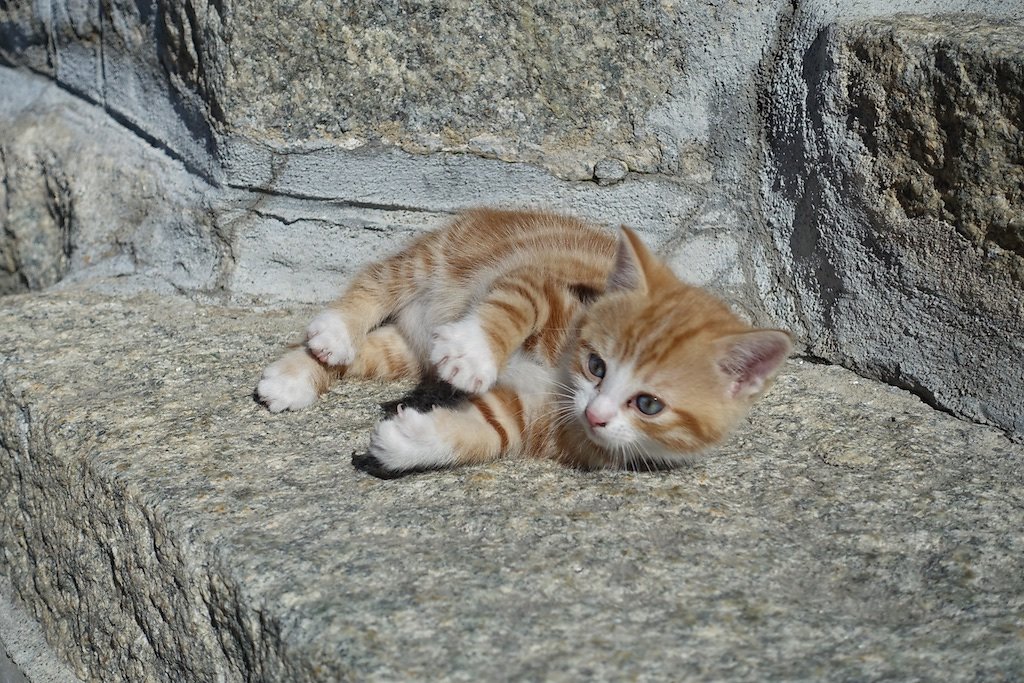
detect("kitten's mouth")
(578, 416), (610, 447)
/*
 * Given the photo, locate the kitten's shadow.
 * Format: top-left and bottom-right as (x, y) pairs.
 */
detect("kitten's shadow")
(379, 379), (468, 417)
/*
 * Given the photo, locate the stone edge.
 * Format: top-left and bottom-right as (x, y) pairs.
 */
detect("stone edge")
(0, 574), (83, 683)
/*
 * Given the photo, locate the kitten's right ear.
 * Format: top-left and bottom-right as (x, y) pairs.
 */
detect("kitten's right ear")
(716, 329), (792, 400)
(607, 226), (653, 294)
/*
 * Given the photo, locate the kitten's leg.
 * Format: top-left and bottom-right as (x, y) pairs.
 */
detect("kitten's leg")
(355, 386), (526, 477)
(257, 326), (420, 412)
(306, 255), (421, 366)
(347, 325), (422, 381)
(431, 268), (567, 394)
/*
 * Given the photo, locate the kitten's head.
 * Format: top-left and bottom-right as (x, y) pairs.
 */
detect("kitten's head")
(560, 227), (791, 470)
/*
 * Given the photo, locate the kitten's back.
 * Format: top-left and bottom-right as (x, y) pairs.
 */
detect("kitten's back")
(434, 208), (617, 286)
(391, 209), (618, 362)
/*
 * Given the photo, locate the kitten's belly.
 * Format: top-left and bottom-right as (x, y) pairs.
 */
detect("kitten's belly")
(500, 351), (556, 401)
(391, 279), (556, 400)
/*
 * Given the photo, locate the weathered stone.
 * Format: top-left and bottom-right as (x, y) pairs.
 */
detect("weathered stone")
(3, 2), (1024, 680)
(1, 574), (83, 683)
(158, 0), (230, 125)
(593, 158), (629, 185)
(845, 18), (1024, 261)
(2, 0), (798, 183)
(0, 0), (221, 179)
(760, 16), (1024, 436)
(0, 73), (226, 296)
(0, 0), (60, 77)
(218, 0), (684, 179)
(2, 287), (1023, 681)
(0, 138), (73, 294)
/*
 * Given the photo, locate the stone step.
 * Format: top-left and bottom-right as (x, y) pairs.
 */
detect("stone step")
(1, 285), (1022, 682)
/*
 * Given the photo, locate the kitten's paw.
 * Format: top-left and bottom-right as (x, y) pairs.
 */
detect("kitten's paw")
(256, 355), (319, 412)
(366, 406), (453, 474)
(429, 316), (498, 394)
(306, 310), (355, 366)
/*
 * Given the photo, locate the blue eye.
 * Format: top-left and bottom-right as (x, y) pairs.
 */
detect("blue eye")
(634, 394), (664, 416)
(587, 353), (606, 379)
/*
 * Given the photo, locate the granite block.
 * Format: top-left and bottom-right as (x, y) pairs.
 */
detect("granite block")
(1, 287), (1022, 681)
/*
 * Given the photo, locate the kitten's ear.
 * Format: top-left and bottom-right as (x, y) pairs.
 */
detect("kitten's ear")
(607, 226), (655, 294)
(716, 330), (792, 400)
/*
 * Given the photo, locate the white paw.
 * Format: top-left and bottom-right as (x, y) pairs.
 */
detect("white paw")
(256, 356), (319, 412)
(306, 310), (355, 366)
(429, 316), (498, 394)
(368, 406), (453, 472)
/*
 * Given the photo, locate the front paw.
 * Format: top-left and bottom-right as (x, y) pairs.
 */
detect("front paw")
(365, 406), (453, 475)
(429, 316), (498, 394)
(306, 310), (355, 366)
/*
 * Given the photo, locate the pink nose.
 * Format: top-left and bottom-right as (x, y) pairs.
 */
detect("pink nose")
(586, 407), (609, 428)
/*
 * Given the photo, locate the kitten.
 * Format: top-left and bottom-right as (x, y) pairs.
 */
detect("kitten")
(256, 208), (791, 476)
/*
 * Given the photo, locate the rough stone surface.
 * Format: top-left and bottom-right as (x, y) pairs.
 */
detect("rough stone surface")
(0, 73), (225, 296)
(199, 0), (792, 182)
(1, 575), (83, 683)
(223, 1), (682, 179)
(0, 132), (73, 293)
(760, 14), (1024, 436)
(2, 287), (1023, 681)
(3, 5), (1024, 675)
(0, 0), (789, 181)
(0, 0), (219, 180)
(845, 18), (1024, 260)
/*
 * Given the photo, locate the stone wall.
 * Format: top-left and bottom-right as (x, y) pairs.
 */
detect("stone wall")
(761, 13), (1024, 433)
(0, 77), (224, 296)
(1, 2), (1022, 434)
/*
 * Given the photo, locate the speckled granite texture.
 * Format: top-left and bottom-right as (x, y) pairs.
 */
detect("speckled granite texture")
(220, 0), (686, 179)
(1, 286), (1022, 681)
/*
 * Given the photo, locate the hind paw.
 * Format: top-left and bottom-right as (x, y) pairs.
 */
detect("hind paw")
(306, 310), (355, 366)
(256, 353), (319, 412)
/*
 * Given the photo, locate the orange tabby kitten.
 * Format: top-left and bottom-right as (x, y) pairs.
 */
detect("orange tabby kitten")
(256, 208), (791, 477)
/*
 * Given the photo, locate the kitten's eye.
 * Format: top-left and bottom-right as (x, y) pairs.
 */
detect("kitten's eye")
(634, 394), (664, 416)
(587, 353), (606, 379)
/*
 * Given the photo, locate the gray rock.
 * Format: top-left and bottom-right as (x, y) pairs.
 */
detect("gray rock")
(593, 158), (629, 186)
(760, 15), (1024, 436)
(0, 72), (225, 296)
(1, 574), (84, 683)
(846, 18), (1024, 259)
(0, 128), (73, 293)
(1, 286), (1022, 681)
(204, 0), (689, 180)
(0, 0), (221, 179)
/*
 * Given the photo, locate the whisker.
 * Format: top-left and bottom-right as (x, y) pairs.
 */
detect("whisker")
(622, 444), (638, 471)
(549, 411), (579, 430)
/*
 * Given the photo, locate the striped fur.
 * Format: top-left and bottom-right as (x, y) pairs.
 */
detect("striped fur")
(256, 208), (792, 475)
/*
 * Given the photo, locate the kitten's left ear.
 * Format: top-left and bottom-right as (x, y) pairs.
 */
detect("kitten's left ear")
(716, 330), (792, 400)
(607, 226), (658, 294)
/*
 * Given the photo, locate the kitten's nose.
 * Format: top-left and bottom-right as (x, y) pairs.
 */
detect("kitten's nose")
(585, 406), (608, 428)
